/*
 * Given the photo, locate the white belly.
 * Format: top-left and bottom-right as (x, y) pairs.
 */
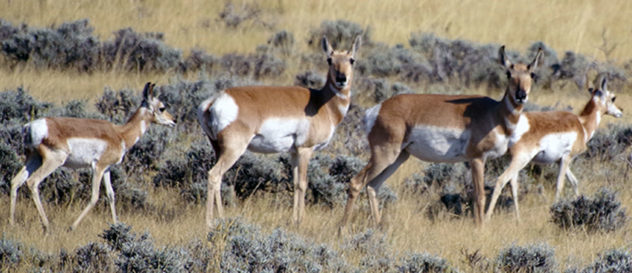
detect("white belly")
(64, 138), (108, 168)
(533, 132), (577, 164)
(248, 118), (310, 153)
(405, 126), (470, 162)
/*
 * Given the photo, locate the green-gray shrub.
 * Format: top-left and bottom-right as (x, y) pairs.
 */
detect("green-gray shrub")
(496, 243), (556, 273)
(550, 188), (627, 232)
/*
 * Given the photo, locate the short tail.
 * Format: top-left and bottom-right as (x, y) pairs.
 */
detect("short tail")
(197, 95), (219, 140)
(363, 104), (382, 135)
(23, 124), (33, 148)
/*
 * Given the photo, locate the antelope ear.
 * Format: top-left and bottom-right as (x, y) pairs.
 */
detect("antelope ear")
(498, 45), (512, 69)
(322, 36), (333, 57)
(142, 82), (152, 100)
(527, 47), (543, 72)
(349, 35), (361, 58)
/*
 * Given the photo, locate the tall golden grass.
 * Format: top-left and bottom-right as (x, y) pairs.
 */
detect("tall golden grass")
(1, 0), (632, 271)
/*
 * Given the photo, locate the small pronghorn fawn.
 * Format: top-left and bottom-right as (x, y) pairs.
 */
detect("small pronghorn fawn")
(9, 82), (176, 233)
(338, 46), (542, 231)
(197, 36), (361, 228)
(485, 75), (623, 221)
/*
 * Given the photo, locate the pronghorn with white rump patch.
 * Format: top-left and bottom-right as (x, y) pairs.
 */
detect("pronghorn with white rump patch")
(485, 74), (623, 221)
(338, 45), (542, 231)
(9, 82), (175, 233)
(197, 36), (361, 228)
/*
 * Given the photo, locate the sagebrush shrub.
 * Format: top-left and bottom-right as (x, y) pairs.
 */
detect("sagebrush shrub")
(209, 218), (352, 272)
(398, 252), (460, 273)
(294, 70), (325, 89)
(584, 125), (632, 162)
(73, 242), (115, 273)
(1, 19), (100, 72)
(496, 243), (556, 273)
(580, 249), (632, 273)
(180, 49), (218, 73)
(343, 229), (395, 272)
(0, 142), (22, 195)
(101, 28), (181, 72)
(267, 30), (294, 56)
(156, 78), (215, 129)
(123, 126), (174, 175)
(550, 187), (627, 232)
(95, 87), (141, 124)
(101, 223), (191, 272)
(307, 20), (369, 51)
(252, 51), (285, 79)
(0, 236), (23, 269)
(0, 87), (51, 123)
(217, 2), (262, 28)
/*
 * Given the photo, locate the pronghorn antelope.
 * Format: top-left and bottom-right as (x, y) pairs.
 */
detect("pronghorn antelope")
(197, 36), (361, 228)
(9, 82), (176, 233)
(338, 46), (543, 230)
(485, 75), (623, 221)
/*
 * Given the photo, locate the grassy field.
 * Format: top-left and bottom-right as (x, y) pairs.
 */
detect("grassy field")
(1, 0), (632, 272)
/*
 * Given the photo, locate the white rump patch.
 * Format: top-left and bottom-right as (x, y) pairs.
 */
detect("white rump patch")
(27, 119), (48, 147)
(509, 114), (530, 146)
(200, 93), (239, 140)
(363, 104), (382, 134)
(533, 132), (577, 164)
(64, 138), (108, 169)
(248, 117), (310, 153)
(405, 125), (470, 162)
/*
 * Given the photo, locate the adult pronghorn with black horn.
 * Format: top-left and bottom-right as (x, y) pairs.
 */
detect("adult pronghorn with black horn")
(197, 36), (361, 228)
(9, 82), (176, 233)
(485, 74), (623, 221)
(338, 45), (542, 231)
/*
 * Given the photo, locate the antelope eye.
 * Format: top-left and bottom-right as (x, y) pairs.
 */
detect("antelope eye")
(530, 72), (536, 79)
(349, 58), (355, 65)
(327, 58), (332, 65)
(612, 96), (616, 102)
(159, 107), (166, 112)
(506, 71), (511, 79)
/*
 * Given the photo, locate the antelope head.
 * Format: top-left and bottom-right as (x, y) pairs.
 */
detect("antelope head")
(590, 75), (623, 118)
(499, 45), (543, 105)
(322, 35), (361, 91)
(141, 82), (176, 127)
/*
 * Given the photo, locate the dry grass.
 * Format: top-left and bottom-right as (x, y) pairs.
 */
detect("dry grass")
(2, 0), (632, 271)
(2, 157), (631, 271)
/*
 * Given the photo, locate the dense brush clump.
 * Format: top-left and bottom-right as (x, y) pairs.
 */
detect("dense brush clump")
(550, 188), (627, 232)
(294, 70), (325, 89)
(397, 253), (460, 273)
(0, 142), (22, 195)
(0, 87), (51, 123)
(95, 87), (142, 124)
(101, 223), (191, 272)
(0, 19), (99, 71)
(101, 28), (181, 72)
(578, 249), (632, 273)
(307, 20), (369, 51)
(496, 243), (557, 273)
(72, 242), (115, 272)
(267, 30), (294, 56)
(584, 125), (632, 162)
(0, 235), (23, 270)
(342, 229), (395, 271)
(209, 218), (352, 272)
